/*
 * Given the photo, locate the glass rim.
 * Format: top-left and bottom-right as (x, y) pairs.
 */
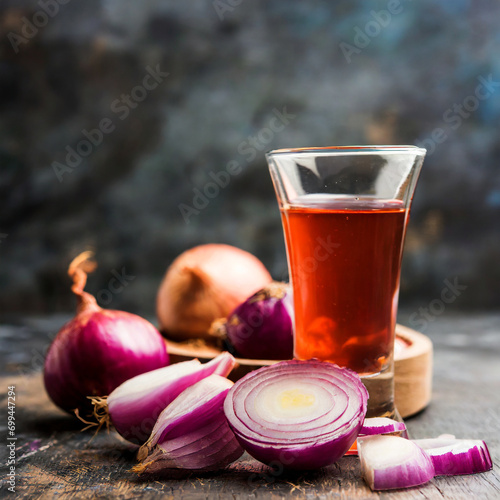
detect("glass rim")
(266, 145), (427, 157)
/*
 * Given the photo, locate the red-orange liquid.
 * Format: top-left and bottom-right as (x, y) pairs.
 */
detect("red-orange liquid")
(281, 195), (408, 374)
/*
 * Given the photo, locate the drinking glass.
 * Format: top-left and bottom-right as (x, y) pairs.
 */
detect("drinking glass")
(266, 146), (426, 417)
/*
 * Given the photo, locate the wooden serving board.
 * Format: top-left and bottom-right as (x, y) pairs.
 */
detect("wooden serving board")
(393, 324), (433, 418)
(165, 323), (433, 419)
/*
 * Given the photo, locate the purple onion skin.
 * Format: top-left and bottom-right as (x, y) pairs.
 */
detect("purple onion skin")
(414, 438), (493, 476)
(432, 444), (492, 476)
(234, 429), (362, 471)
(153, 390), (229, 444)
(143, 437), (243, 474)
(373, 463), (434, 490)
(155, 417), (243, 472)
(139, 413), (244, 473)
(109, 354), (235, 445)
(44, 308), (169, 415)
(371, 449), (435, 490)
(137, 376), (244, 473)
(225, 284), (293, 360)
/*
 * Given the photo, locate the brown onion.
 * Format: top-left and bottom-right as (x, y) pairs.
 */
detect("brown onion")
(156, 244), (272, 341)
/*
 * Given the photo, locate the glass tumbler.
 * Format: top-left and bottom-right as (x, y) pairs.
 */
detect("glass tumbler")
(267, 146), (426, 417)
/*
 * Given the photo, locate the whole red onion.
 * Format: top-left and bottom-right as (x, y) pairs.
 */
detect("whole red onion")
(213, 282), (294, 360)
(44, 252), (169, 416)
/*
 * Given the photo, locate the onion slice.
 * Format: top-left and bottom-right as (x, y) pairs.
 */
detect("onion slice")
(412, 435), (493, 476)
(357, 435), (435, 491)
(135, 375), (243, 472)
(93, 352), (236, 444)
(224, 359), (368, 470)
(344, 417), (408, 456)
(360, 417), (407, 436)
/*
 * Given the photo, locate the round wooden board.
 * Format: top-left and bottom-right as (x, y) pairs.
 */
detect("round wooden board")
(393, 324), (433, 418)
(165, 323), (433, 419)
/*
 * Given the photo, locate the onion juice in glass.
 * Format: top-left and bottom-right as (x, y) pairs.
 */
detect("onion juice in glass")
(267, 146), (426, 417)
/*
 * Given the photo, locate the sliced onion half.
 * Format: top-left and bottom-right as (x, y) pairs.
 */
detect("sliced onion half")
(135, 375), (243, 473)
(105, 352), (236, 443)
(413, 435), (493, 476)
(224, 359), (368, 470)
(357, 435), (435, 491)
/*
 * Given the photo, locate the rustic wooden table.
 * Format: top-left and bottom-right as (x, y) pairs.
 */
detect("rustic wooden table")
(0, 312), (499, 499)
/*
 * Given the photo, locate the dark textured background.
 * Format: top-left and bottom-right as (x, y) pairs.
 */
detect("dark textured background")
(1, 0), (499, 320)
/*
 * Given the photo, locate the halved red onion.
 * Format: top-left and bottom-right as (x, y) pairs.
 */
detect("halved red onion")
(357, 435), (435, 490)
(135, 375), (243, 473)
(360, 417), (407, 436)
(413, 435), (493, 476)
(96, 352), (236, 444)
(223, 359), (368, 470)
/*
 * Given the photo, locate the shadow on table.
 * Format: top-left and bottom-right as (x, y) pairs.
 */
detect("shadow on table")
(129, 454), (350, 493)
(21, 412), (87, 435)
